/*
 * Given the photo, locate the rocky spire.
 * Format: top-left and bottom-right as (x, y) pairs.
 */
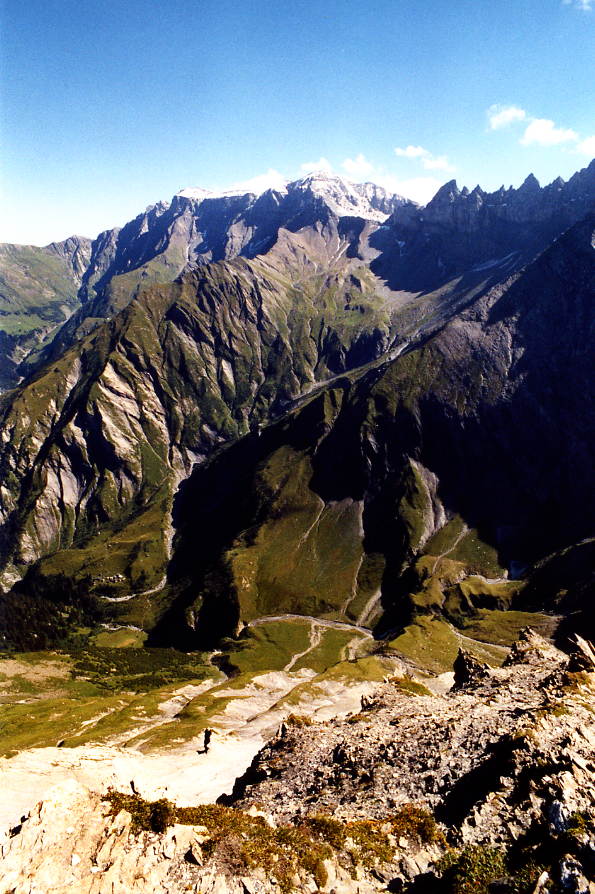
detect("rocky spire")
(518, 172), (540, 191)
(427, 179), (460, 206)
(452, 648), (490, 688)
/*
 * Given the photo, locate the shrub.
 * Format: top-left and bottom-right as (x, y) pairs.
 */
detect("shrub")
(103, 790), (174, 833)
(437, 846), (506, 892)
(103, 793), (443, 892)
(391, 803), (443, 844)
(435, 846), (543, 894)
(285, 713), (313, 727)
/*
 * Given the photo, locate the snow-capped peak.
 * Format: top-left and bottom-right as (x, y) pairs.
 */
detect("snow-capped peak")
(176, 185), (261, 200)
(176, 171), (406, 221)
(292, 171), (403, 221)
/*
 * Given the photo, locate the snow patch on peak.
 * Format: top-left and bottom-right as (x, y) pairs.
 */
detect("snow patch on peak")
(177, 187), (215, 200)
(292, 172), (403, 221)
(176, 171), (406, 221)
(296, 170), (345, 186)
(176, 186), (257, 201)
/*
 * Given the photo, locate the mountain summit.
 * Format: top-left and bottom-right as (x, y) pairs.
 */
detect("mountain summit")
(176, 171), (408, 222)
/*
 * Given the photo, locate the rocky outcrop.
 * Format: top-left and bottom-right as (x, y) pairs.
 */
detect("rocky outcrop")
(227, 631), (595, 891)
(567, 635), (595, 673)
(0, 782), (444, 894)
(1, 784), (209, 894)
(452, 648), (490, 688)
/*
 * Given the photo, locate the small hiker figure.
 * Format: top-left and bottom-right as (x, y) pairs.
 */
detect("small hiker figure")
(198, 728), (213, 754)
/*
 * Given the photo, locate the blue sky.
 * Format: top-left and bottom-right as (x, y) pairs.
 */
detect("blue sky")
(1, 0), (593, 244)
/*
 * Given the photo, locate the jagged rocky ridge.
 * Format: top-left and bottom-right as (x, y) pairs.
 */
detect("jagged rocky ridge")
(8, 163), (594, 382)
(0, 167), (593, 648)
(371, 160), (595, 291)
(21, 173), (410, 377)
(0, 175), (406, 390)
(2, 630), (594, 893)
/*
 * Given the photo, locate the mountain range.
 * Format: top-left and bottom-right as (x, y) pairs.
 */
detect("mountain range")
(0, 163), (593, 654)
(1, 160), (595, 894)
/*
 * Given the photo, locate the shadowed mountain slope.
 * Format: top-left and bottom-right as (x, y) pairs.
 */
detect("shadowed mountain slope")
(371, 159), (595, 292)
(0, 219), (436, 619)
(155, 213), (595, 648)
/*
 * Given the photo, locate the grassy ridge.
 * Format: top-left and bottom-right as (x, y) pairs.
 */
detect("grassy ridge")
(0, 243), (86, 335)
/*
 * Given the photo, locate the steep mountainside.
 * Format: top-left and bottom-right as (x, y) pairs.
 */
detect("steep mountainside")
(0, 164), (594, 894)
(25, 174), (410, 376)
(0, 218), (424, 615)
(79, 172), (407, 308)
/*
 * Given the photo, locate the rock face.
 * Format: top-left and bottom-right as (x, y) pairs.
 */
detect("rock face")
(1, 784), (208, 894)
(226, 630), (595, 891)
(33, 173), (410, 363)
(2, 631), (595, 893)
(452, 648), (490, 688)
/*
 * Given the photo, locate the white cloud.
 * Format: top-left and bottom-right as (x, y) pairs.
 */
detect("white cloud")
(487, 104), (527, 130)
(341, 153), (375, 177)
(233, 168), (287, 192)
(520, 118), (578, 146)
(395, 145), (431, 159)
(563, 0), (592, 10)
(577, 135), (595, 155)
(422, 155), (456, 172)
(487, 103), (592, 153)
(373, 174), (444, 205)
(394, 144), (455, 174)
(299, 157), (334, 174)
